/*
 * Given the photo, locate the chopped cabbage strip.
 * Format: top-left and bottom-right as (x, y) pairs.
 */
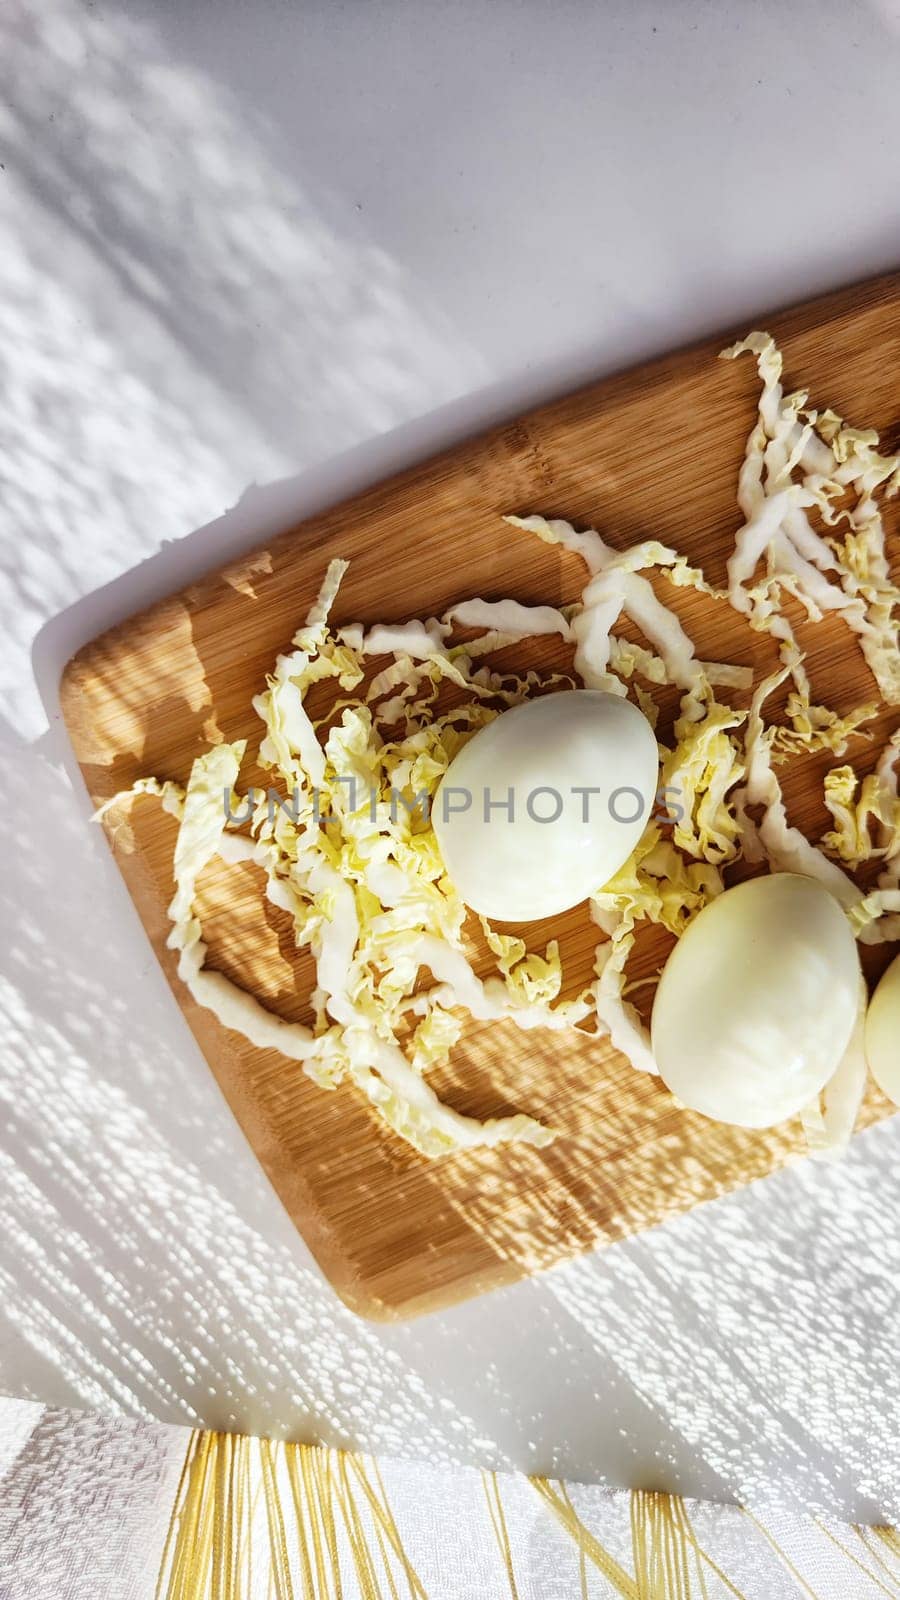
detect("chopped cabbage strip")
(876, 732), (900, 890)
(607, 638), (670, 688)
(168, 741), (246, 965)
(443, 597), (571, 639)
(506, 513), (732, 721)
(722, 332), (900, 704)
(801, 977), (868, 1160)
(817, 733), (900, 943)
(253, 560), (360, 791)
(505, 517), (723, 598)
(732, 666), (865, 911)
(591, 826), (723, 946)
(592, 922), (657, 1077)
(506, 512), (610, 574)
(347, 1032), (554, 1156)
(822, 759), (900, 867)
(847, 735), (900, 942)
(772, 695), (877, 759)
(217, 832), (258, 864)
(610, 569), (707, 712)
(160, 742), (322, 1067)
(661, 700), (746, 864)
(739, 693), (898, 938)
(94, 775), (185, 826)
(349, 596), (571, 667)
(188, 968), (320, 1064)
(301, 558), (349, 644)
(509, 514), (751, 863)
(588, 826), (723, 1076)
(702, 662), (755, 690)
(353, 618), (450, 659)
(850, 889), (900, 946)
(411, 932), (590, 1032)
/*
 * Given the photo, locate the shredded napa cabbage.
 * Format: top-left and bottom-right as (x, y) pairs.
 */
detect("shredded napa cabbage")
(589, 825), (723, 1076)
(822, 756), (900, 867)
(876, 733), (900, 888)
(721, 332), (900, 706)
(95, 329), (898, 1160)
(98, 567), (594, 1155)
(821, 731), (900, 946)
(506, 514), (751, 869)
(801, 975), (869, 1161)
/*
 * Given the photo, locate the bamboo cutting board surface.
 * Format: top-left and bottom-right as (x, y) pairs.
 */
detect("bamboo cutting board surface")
(62, 274), (900, 1320)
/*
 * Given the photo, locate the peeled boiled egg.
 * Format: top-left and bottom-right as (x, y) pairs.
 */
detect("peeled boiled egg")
(651, 872), (861, 1128)
(865, 953), (900, 1106)
(431, 689), (659, 922)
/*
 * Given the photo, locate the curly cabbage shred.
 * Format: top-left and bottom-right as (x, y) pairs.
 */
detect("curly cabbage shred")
(822, 756), (900, 867)
(95, 329), (898, 1160)
(100, 565), (588, 1156)
(822, 731), (900, 946)
(801, 976), (869, 1161)
(721, 332), (900, 706)
(589, 825), (724, 1077)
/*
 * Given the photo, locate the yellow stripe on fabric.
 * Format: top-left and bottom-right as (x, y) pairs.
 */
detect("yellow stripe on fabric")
(314, 1447), (344, 1600)
(531, 1476), (640, 1598)
(155, 1429), (199, 1600)
(346, 1456), (427, 1600)
(481, 1471), (520, 1600)
(155, 1427), (900, 1600)
(295, 1446), (331, 1600)
(283, 1443), (317, 1600)
(261, 1438), (296, 1600)
(661, 1496), (747, 1600)
(334, 1452), (383, 1600)
(873, 1529), (900, 1561)
(630, 1488), (646, 1593)
(669, 1498), (708, 1600)
(361, 1489), (400, 1600)
(244, 1435), (262, 1600)
(816, 1519), (900, 1598)
(559, 1482), (589, 1600)
(191, 1435), (218, 1596)
(211, 1429), (230, 1600)
(740, 1510), (823, 1600)
(854, 1527), (900, 1593)
(179, 1431), (214, 1598)
(869, 1527), (900, 1577)
(666, 1494), (691, 1600)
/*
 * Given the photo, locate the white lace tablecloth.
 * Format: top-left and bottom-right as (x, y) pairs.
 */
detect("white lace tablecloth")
(2, 0), (900, 1524)
(2, 1401), (898, 1599)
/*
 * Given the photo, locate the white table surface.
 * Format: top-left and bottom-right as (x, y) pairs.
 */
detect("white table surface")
(3, 0), (900, 1520)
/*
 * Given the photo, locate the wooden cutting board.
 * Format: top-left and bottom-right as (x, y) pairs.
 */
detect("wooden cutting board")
(62, 273), (900, 1320)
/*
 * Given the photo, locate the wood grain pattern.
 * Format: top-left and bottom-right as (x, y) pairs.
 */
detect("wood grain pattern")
(61, 274), (900, 1320)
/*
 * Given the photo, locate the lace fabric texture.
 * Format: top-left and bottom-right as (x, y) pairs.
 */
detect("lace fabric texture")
(2, 1401), (900, 1600)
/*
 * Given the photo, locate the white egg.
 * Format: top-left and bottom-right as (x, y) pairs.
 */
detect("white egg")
(651, 873), (861, 1129)
(431, 690), (659, 921)
(865, 953), (900, 1106)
